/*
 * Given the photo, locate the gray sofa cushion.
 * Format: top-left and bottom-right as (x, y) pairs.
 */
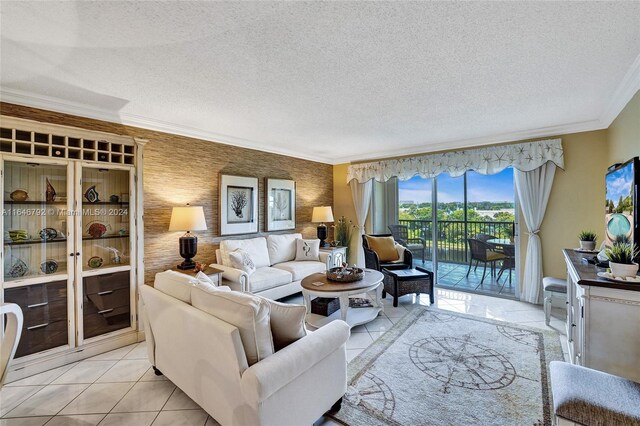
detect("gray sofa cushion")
(550, 361), (640, 425)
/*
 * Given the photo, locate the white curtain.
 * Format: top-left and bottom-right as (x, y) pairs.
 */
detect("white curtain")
(350, 179), (373, 267)
(514, 162), (557, 304)
(347, 139), (563, 183)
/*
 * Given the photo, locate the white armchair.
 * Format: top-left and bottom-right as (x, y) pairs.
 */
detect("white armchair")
(140, 272), (349, 426)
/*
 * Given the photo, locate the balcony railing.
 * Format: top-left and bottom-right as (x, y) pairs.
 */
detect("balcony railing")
(398, 219), (516, 264)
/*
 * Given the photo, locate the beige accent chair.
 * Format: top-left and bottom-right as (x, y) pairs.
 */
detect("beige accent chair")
(140, 271), (349, 426)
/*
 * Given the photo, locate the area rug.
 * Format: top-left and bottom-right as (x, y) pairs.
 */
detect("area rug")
(329, 307), (563, 426)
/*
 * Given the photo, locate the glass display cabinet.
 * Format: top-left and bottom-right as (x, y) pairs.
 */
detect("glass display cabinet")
(0, 116), (145, 379)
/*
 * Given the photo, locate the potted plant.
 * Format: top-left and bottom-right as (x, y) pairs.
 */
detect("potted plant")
(332, 216), (355, 259)
(605, 242), (639, 277)
(578, 230), (597, 251)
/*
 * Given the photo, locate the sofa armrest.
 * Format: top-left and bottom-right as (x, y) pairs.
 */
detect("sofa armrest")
(319, 251), (331, 268)
(240, 320), (350, 403)
(209, 263), (248, 292)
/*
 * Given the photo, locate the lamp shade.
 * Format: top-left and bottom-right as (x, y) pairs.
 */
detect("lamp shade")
(312, 206), (334, 223)
(169, 206), (207, 231)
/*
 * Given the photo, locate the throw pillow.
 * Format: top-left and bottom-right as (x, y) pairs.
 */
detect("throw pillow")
(365, 235), (400, 262)
(267, 233), (302, 265)
(295, 238), (321, 261)
(228, 249), (257, 275)
(260, 297), (307, 351)
(191, 287), (274, 366)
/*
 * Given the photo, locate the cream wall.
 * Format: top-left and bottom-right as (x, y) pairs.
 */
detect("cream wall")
(528, 130), (608, 279)
(608, 90), (640, 164)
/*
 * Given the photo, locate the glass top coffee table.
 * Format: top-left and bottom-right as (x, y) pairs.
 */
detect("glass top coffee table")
(300, 269), (384, 329)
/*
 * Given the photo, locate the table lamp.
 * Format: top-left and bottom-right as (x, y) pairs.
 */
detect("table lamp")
(312, 206), (334, 247)
(169, 205), (207, 270)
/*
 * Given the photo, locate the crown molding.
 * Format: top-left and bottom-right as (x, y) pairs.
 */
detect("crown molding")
(600, 52), (640, 127)
(0, 89), (335, 165)
(0, 86), (625, 166)
(340, 118), (607, 164)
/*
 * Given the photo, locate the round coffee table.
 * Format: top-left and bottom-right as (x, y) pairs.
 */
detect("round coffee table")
(300, 269), (384, 329)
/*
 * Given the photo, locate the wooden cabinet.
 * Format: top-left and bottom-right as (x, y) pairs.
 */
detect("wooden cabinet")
(0, 116), (146, 381)
(4, 281), (68, 357)
(83, 272), (131, 339)
(563, 249), (640, 382)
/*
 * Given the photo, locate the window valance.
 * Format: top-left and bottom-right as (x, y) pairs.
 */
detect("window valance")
(347, 139), (564, 183)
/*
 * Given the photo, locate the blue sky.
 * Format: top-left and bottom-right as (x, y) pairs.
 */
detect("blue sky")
(399, 168), (514, 203)
(606, 162), (634, 202)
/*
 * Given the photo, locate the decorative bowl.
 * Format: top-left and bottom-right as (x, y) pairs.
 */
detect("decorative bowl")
(86, 222), (109, 238)
(40, 259), (58, 274)
(326, 267), (364, 282)
(39, 227), (58, 241)
(6, 257), (28, 278)
(9, 230), (30, 242)
(88, 256), (104, 268)
(9, 189), (28, 202)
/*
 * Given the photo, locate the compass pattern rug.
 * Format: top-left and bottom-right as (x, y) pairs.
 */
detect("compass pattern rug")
(330, 307), (563, 426)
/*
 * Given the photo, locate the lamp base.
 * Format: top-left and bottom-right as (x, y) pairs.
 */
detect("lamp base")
(177, 259), (196, 270)
(177, 234), (198, 270)
(317, 224), (329, 248)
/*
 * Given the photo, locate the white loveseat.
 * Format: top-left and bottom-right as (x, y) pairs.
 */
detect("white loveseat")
(140, 271), (350, 426)
(212, 233), (332, 299)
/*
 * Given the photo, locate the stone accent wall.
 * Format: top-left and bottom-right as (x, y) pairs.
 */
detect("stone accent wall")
(0, 103), (333, 283)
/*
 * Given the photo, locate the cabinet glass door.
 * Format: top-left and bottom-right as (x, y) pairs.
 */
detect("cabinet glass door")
(3, 160), (72, 357)
(80, 165), (133, 340)
(3, 161), (70, 281)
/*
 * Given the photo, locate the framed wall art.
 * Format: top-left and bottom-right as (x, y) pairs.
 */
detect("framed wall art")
(220, 174), (258, 235)
(266, 178), (296, 231)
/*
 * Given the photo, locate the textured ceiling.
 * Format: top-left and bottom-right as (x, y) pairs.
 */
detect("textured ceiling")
(1, 1), (639, 164)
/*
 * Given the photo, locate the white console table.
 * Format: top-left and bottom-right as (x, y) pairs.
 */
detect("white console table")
(563, 249), (640, 382)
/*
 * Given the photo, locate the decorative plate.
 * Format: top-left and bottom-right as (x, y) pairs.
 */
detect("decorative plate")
(39, 227), (58, 241)
(573, 248), (599, 253)
(86, 222), (109, 238)
(6, 257), (28, 278)
(88, 256), (104, 268)
(40, 259), (58, 274)
(597, 271), (640, 283)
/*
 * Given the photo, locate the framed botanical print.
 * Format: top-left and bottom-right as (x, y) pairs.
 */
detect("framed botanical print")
(266, 178), (296, 231)
(220, 174), (258, 235)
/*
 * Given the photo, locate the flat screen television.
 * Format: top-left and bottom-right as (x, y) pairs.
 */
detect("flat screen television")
(605, 157), (639, 250)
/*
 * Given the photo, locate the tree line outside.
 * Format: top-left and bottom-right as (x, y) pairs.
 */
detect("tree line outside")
(398, 201), (516, 261)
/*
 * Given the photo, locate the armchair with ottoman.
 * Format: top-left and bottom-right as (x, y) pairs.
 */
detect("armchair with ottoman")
(211, 233), (334, 300)
(363, 234), (434, 307)
(140, 270), (350, 426)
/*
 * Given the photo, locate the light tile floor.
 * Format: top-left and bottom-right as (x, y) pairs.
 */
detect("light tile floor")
(1, 289), (567, 426)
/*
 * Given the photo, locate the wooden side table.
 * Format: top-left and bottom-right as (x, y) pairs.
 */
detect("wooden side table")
(170, 264), (223, 286)
(319, 246), (347, 268)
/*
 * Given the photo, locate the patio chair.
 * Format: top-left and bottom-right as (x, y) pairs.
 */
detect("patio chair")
(466, 238), (507, 285)
(475, 233), (497, 243)
(388, 224), (426, 263)
(496, 244), (515, 286)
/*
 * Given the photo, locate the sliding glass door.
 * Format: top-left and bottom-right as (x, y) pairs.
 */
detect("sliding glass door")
(395, 169), (518, 298)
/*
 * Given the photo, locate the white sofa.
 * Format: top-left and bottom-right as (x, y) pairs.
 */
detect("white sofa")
(140, 271), (350, 426)
(212, 233), (332, 299)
